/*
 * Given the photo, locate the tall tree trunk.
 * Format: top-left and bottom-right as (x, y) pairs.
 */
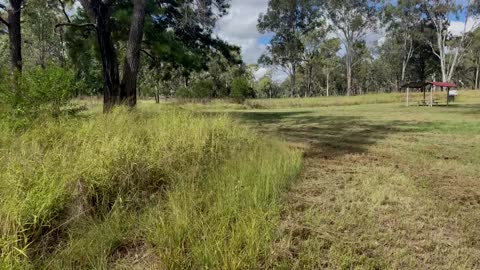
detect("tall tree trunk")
(7, 0), (23, 96)
(306, 64), (313, 98)
(155, 86), (160, 103)
(401, 37), (414, 85)
(291, 65), (296, 97)
(474, 60), (480, 90)
(343, 38), (353, 96)
(120, 0), (146, 108)
(96, 5), (120, 112)
(346, 43), (352, 96)
(80, 0), (121, 112)
(326, 72), (330, 97)
(475, 63), (479, 90)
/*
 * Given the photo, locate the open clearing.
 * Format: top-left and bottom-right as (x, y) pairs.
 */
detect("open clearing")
(216, 91), (480, 269)
(2, 91), (480, 269)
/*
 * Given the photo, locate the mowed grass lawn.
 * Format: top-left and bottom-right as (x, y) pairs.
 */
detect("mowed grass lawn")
(194, 91), (480, 269)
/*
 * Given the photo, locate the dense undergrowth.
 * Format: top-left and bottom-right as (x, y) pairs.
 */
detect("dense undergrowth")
(0, 105), (301, 269)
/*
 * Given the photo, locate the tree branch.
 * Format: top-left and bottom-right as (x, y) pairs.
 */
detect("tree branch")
(0, 16), (9, 27)
(141, 49), (156, 61)
(55, 22), (97, 30)
(426, 39), (441, 59)
(58, 0), (72, 23)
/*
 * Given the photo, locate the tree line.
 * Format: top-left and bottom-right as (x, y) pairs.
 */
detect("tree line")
(1, 0), (249, 113)
(257, 0), (480, 97)
(1, 0), (480, 112)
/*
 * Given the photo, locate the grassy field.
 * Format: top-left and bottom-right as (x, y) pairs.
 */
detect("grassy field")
(201, 90), (479, 269)
(2, 90), (480, 269)
(0, 105), (301, 269)
(238, 92), (480, 269)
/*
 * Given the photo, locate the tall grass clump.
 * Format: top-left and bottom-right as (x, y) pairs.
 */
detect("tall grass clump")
(0, 105), (301, 269)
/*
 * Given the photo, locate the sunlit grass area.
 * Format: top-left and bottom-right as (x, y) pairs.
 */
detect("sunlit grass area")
(171, 90), (480, 111)
(217, 91), (480, 269)
(248, 90), (476, 109)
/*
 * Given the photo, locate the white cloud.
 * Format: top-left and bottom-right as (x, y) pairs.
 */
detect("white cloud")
(214, 0), (270, 64)
(272, 70), (288, 82)
(253, 67), (269, 80)
(252, 66), (288, 83)
(449, 17), (480, 36)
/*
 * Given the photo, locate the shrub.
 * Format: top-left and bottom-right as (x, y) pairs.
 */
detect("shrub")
(0, 66), (78, 126)
(175, 86), (192, 98)
(231, 76), (254, 102)
(176, 79), (216, 99)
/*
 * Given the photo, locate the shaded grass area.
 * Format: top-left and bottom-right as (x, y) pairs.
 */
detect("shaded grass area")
(0, 105), (301, 269)
(215, 96), (480, 269)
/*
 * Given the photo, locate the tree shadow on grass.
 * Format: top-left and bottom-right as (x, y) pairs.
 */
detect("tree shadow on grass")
(233, 110), (409, 159)
(454, 104), (480, 115)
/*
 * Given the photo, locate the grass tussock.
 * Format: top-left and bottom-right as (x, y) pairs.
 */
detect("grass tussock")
(0, 105), (301, 269)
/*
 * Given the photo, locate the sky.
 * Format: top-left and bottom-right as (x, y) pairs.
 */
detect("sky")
(214, 0), (270, 65)
(214, 0), (478, 81)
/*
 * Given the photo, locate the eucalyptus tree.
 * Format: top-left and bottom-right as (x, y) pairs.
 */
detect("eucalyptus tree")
(61, 0), (231, 111)
(70, 0), (147, 110)
(385, 0), (423, 83)
(317, 38), (341, 96)
(301, 24), (331, 97)
(467, 29), (480, 89)
(322, 0), (382, 96)
(23, 0), (66, 68)
(422, 0), (479, 82)
(258, 0), (319, 97)
(0, 0), (24, 92)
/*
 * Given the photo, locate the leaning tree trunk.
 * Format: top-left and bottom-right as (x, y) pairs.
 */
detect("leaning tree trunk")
(7, 0), (23, 96)
(120, 0), (146, 108)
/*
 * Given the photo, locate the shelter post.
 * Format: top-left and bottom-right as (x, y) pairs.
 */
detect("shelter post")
(447, 87), (450, 106)
(430, 85), (434, 107)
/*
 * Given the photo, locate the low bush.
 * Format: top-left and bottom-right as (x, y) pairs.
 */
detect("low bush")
(231, 76), (255, 102)
(0, 105), (301, 268)
(177, 79), (216, 99)
(0, 67), (79, 128)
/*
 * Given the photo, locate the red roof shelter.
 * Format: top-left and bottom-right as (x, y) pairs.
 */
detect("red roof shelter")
(401, 81), (457, 107)
(429, 82), (457, 88)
